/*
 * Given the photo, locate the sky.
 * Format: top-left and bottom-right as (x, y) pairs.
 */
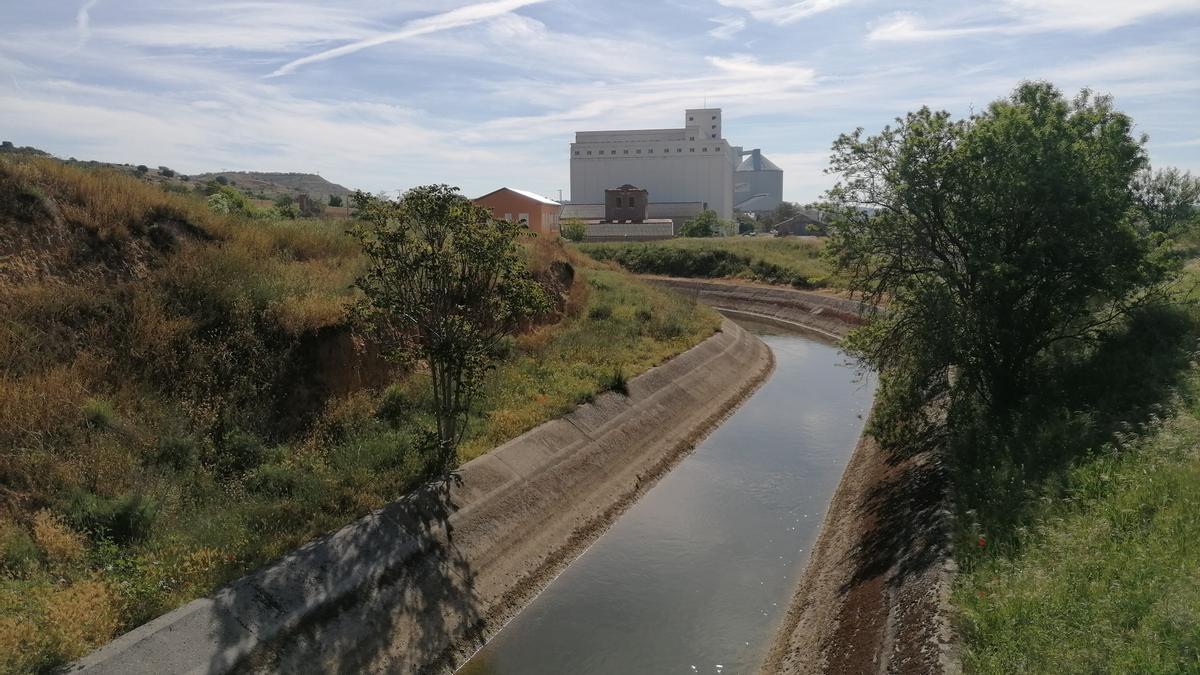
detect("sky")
(0, 0), (1197, 203)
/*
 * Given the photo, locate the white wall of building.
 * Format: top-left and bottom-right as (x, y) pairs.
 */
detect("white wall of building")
(569, 109), (740, 220)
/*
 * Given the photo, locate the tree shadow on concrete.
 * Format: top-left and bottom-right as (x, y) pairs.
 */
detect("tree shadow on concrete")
(204, 473), (484, 674)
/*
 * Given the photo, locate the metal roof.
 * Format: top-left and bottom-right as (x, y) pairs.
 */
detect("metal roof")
(477, 187), (560, 205)
(736, 150), (782, 173)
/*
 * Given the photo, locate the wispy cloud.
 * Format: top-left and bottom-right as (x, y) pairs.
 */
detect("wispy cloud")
(870, 0), (1200, 42)
(267, 0), (553, 77)
(718, 0), (853, 25)
(71, 0), (99, 52)
(708, 15), (747, 39)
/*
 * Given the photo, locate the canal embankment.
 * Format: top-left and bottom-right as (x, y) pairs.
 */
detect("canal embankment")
(71, 318), (773, 674)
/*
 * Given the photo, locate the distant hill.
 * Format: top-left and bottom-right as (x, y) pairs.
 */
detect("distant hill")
(2, 141), (355, 205)
(192, 172), (355, 202)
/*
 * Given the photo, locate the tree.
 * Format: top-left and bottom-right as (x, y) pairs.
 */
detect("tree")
(736, 213), (757, 234)
(1133, 167), (1200, 235)
(135, 165), (149, 176)
(560, 218), (587, 242)
(328, 194), (343, 207)
(680, 209), (720, 237)
(158, 166), (175, 178)
(350, 185), (550, 474)
(826, 81), (1175, 411)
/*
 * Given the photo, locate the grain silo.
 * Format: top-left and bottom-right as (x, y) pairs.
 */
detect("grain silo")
(733, 149), (784, 214)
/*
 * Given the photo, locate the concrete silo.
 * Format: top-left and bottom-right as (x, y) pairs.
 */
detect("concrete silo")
(734, 149), (784, 215)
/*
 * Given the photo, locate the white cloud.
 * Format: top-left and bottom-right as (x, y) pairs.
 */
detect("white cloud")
(708, 15), (747, 39)
(72, 0), (99, 52)
(267, 0), (553, 77)
(870, 0), (1200, 42)
(718, 0), (853, 25)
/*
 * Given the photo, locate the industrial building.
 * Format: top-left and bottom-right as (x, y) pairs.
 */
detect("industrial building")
(734, 149), (784, 214)
(568, 108), (784, 222)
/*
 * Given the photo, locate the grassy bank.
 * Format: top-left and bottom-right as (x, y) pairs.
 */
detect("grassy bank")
(0, 158), (719, 673)
(950, 299), (1200, 672)
(578, 237), (836, 288)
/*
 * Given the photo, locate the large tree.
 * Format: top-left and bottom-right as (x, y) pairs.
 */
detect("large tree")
(826, 81), (1175, 411)
(351, 185), (549, 473)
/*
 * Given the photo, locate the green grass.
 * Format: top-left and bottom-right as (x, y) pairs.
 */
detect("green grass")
(950, 299), (1200, 673)
(577, 236), (838, 288)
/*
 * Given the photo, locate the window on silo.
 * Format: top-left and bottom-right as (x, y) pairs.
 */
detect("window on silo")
(616, 197), (623, 207)
(624, 149), (629, 154)
(636, 149), (641, 154)
(711, 115), (716, 120)
(689, 116), (694, 121)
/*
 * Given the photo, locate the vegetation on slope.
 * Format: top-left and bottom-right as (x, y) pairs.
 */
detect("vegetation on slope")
(0, 158), (719, 672)
(822, 81), (1200, 671)
(578, 237), (834, 288)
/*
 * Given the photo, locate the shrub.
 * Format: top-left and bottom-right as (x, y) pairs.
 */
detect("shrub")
(0, 522), (40, 573)
(31, 511), (85, 566)
(213, 429), (267, 476)
(561, 218), (587, 242)
(43, 580), (121, 662)
(599, 368), (629, 396)
(588, 303), (613, 320)
(151, 434), (200, 472)
(158, 166), (175, 178)
(65, 492), (158, 545)
(246, 463), (322, 498)
(377, 384), (411, 425)
(80, 397), (116, 430)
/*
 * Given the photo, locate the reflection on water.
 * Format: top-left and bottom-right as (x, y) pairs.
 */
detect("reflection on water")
(458, 322), (875, 675)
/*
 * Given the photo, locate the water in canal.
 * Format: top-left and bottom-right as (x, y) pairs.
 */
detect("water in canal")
(459, 320), (876, 675)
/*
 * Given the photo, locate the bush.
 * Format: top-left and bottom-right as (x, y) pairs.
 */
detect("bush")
(65, 492), (158, 546)
(588, 303), (613, 320)
(158, 166), (175, 178)
(151, 434), (200, 472)
(377, 384), (411, 425)
(0, 523), (41, 573)
(561, 218), (587, 242)
(212, 429), (267, 476)
(599, 367), (628, 396)
(81, 398), (116, 430)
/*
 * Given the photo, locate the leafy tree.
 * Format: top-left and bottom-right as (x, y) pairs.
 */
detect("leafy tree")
(328, 194), (343, 207)
(158, 166), (175, 178)
(214, 175), (229, 186)
(560, 218), (587, 242)
(680, 209), (721, 237)
(135, 165), (149, 176)
(207, 186), (254, 216)
(1133, 167), (1200, 235)
(827, 81), (1175, 412)
(274, 194), (295, 208)
(735, 213), (757, 234)
(350, 185), (550, 473)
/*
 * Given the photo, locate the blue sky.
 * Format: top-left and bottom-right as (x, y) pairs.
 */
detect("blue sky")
(1, 0), (1197, 203)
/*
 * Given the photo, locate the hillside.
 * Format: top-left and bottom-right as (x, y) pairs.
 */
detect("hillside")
(191, 171), (354, 202)
(1, 142), (354, 205)
(0, 155), (719, 673)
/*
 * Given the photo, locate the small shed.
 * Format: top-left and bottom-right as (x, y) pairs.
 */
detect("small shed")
(474, 188), (562, 237)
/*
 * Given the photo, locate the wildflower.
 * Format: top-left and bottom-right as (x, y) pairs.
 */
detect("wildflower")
(977, 535), (987, 548)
